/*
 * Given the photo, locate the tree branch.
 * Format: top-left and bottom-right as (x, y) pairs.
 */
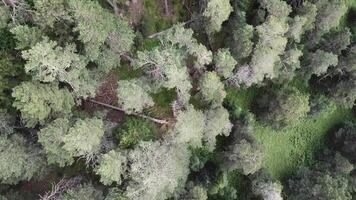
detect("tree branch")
(89, 99), (169, 125)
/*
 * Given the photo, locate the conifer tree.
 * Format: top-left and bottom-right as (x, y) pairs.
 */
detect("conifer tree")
(12, 81), (74, 127)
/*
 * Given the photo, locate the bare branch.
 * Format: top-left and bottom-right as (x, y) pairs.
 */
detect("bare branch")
(40, 176), (83, 200)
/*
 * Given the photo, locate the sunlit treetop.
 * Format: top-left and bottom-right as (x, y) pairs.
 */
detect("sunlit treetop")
(203, 0), (233, 34)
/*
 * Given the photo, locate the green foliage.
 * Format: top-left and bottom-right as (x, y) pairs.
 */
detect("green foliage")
(105, 188), (128, 200)
(158, 25), (213, 70)
(10, 25), (43, 50)
(311, 0), (348, 46)
(222, 138), (263, 175)
(184, 185), (208, 200)
(126, 141), (191, 200)
(237, 0), (291, 86)
(203, 107), (232, 151)
(329, 122), (356, 163)
(255, 87), (310, 128)
(199, 72), (226, 106)
(63, 118), (104, 157)
(214, 49), (237, 79)
(174, 106), (205, 148)
(319, 28), (352, 54)
(287, 168), (352, 200)
(68, 0), (134, 60)
(189, 146), (213, 172)
(251, 171), (283, 200)
(38, 117), (74, 167)
(33, 0), (72, 28)
(203, 0), (233, 34)
(96, 150), (127, 185)
(22, 39), (83, 83)
(0, 5), (10, 29)
(230, 11), (254, 62)
(0, 134), (44, 184)
(12, 81), (74, 128)
(0, 54), (24, 108)
(60, 183), (103, 200)
(304, 50), (338, 78)
(0, 110), (14, 135)
(117, 79), (154, 114)
(275, 47), (303, 82)
(115, 117), (156, 148)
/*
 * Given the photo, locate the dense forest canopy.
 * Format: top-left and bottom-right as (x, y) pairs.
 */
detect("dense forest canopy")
(0, 0), (355, 199)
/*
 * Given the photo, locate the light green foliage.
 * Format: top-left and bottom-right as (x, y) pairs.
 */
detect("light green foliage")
(245, 0), (291, 85)
(69, 0), (134, 61)
(230, 11), (254, 62)
(0, 134), (44, 184)
(38, 118), (74, 167)
(256, 87), (310, 127)
(276, 48), (303, 81)
(203, 0), (233, 34)
(295, 2), (318, 32)
(96, 150), (127, 185)
(136, 46), (192, 103)
(60, 183), (103, 200)
(287, 168), (352, 200)
(34, 0), (72, 28)
(287, 16), (308, 43)
(0, 109), (14, 135)
(259, 0), (292, 18)
(126, 141), (191, 200)
(63, 67), (98, 99)
(214, 49), (237, 79)
(174, 106), (205, 148)
(184, 185), (208, 200)
(0, 5), (10, 29)
(311, 0), (348, 45)
(208, 171), (238, 200)
(204, 107), (232, 151)
(22, 39), (82, 83)
(115, 117), (156, 148)
(252, 172), (283, 200)
(12, 81), (74, 128)
(223, 138), (263, 175)
(117, 79), (154, 114)
(10, 25), (43, 50)
(199, 72), (226, 106)
(159, 25), (212, 69)
(63, 118), (104, 157)
(305, 50), (338, 77)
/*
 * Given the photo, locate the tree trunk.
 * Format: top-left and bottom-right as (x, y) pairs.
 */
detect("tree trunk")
(89, 99), (169, 125)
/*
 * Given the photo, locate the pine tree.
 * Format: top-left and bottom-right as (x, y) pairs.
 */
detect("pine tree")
(0, 134), (44, 184)
(214, 49), (237, 79)
(125, 141), (191, 200)
(38, 117), (74, 167)
(117, 79), (154, 114)
(63, 118), (105, 158)
(173, 106), (205, 148)
(199, 72), (226, 106)
(203, 0), (233, 34)
(12, 81), (74, 128)
(96, 150), (127, 186)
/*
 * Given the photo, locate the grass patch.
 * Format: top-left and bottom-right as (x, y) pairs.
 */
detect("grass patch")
(253, 106), (352, 179)
(225, 87), (353, 180)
